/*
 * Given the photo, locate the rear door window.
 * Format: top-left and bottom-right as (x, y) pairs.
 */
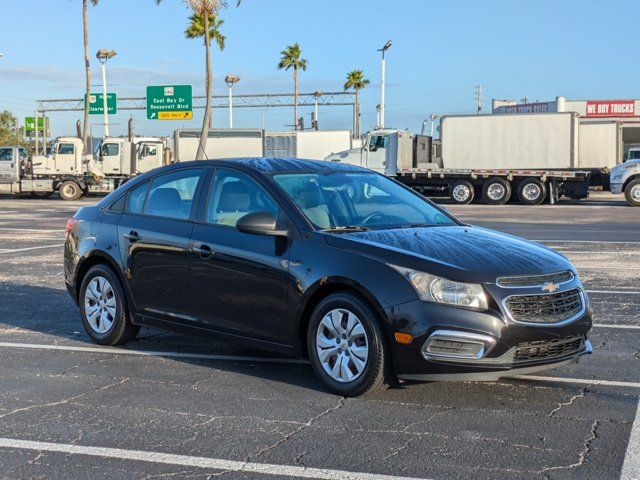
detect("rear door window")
(143, 169), (204, 220)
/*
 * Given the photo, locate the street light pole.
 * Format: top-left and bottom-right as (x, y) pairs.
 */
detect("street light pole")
(225, 75), (240, 129)
(377, 40), (392, 129)
(96, 49), (116, 138)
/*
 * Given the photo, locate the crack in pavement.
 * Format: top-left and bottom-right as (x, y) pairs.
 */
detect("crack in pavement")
(548, 386), (591, 417)
(539, 419), (599, 479)
(0, 377), (129, 420)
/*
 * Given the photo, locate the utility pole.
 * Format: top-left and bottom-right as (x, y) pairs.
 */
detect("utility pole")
(96, 49), (117, 137)
(225, 74), (240, 128)
(475, 85), (482, 114)
(377, 40), (392, 128)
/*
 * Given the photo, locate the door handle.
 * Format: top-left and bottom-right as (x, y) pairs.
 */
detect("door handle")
(191, 244), (214, 259)
(124, 231), (142, 242)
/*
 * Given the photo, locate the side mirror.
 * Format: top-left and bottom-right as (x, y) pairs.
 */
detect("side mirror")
(236, 211), (288, 237)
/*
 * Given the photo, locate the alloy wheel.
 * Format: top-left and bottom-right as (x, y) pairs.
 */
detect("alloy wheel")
(316, 308), (369, 383)
(522, 183), (541, 201)
(452, 185), (471, 202)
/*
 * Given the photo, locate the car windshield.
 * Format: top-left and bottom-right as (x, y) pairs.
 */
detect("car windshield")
(273, 171), (457, 231)
(629, 150), (640, 160)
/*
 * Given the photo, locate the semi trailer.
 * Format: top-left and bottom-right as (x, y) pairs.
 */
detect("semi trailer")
(327, 112), (634, 205)
(173, 128), (353, 162)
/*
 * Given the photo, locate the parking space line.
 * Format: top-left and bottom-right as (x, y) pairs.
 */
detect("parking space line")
(621, 399), (640, 480)
(586, 290), (640, 295)
(0, 228), (65, 233)
(593, 324), (640, 330)
(532, 239), (640, 245)
(515, 376), (640, 389)
(0, 438), (425, 480)
(0, 244), (64, 254)
(0, 341), (308, 364)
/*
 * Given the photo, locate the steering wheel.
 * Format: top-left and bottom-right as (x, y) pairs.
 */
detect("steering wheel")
(361, 212), (386, 226)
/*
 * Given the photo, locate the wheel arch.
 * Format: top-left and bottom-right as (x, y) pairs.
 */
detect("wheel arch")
(622, 173), (640, 191)
(74, 251), (126, 303)
(296, 277), (388, 359)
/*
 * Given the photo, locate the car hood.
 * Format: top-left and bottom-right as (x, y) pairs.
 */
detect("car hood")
(324, 225), (573, 283)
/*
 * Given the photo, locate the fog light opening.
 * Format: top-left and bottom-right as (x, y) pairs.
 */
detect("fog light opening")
(422, 330), (496, 361)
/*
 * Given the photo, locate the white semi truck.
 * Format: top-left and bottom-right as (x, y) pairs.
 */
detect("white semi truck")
(173, 129), (353, 162)
(327, 112), (630, 205)
(610, 147), (640, 206)
(0, 136), (168, 200)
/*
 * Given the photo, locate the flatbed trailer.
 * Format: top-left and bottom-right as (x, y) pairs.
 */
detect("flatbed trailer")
(395, 167), (591, 205)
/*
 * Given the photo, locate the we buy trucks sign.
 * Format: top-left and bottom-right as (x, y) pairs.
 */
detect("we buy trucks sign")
(586, 100), (635, 117)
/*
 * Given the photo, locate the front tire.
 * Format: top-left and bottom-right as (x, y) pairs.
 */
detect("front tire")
(307, 292), (392, 396)
(625, 179), (640, 207)
(79, 264), (139, 345)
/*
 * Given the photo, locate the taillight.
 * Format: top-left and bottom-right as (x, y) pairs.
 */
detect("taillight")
(65, 218), (78, 236)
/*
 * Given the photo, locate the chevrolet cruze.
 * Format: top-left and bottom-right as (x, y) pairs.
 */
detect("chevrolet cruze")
(64, 158), (592, 396)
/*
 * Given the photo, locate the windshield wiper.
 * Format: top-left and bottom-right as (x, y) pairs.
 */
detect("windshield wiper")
(321, 225), (370, 233)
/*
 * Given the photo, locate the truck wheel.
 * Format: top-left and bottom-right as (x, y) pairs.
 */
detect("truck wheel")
(625, 179), (640, 207)
(482, 178), (511, 205)
(450, 180), (475, 205)
(517, 179), (546, 206)
(59, 181), (82, 201)
(30, 191), (54, 199)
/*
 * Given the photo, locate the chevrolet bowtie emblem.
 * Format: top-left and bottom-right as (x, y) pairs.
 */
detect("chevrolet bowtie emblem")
(542, 282), (559, 293)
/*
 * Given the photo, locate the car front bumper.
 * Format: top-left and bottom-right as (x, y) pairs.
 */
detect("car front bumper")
(383, 295), (593, 381)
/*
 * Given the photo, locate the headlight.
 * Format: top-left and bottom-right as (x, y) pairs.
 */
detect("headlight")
(391, 265), (489, 310)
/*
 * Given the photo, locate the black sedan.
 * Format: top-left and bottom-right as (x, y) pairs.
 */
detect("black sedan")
(64, 158), (592, 396)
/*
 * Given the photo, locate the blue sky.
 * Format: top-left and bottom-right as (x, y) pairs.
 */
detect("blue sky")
(0, 0), (638, 138)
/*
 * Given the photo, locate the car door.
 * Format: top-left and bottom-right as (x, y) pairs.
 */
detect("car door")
(0, 147), (18, 183)
(117, 167), (206, 324)
(54, 142), (78, 173)
(189, 167), (291, 344)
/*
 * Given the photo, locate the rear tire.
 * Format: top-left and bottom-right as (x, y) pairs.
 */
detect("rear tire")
(59, 181), (82, 201)
(79, 264), (139, 346)
(307, 292), (392, 397)
(517, 179), (547, 206)
(482, 178), (511, 205)
(450, 180), (475, 205)
(625, 179), (640, 207)
(30, 191), (54, 199)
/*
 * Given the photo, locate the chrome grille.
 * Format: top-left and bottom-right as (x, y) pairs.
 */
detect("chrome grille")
(514, 336), (582, 362)
(497, 270), (574, 287)
(505, 288), (583, 324)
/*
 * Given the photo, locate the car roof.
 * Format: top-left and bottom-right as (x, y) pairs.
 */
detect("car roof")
(162, 157), (370, 174)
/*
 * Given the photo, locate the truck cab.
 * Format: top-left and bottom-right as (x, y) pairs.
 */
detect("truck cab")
(0, 146), (28, 184)
(325, 129), (413, 175)
(611, 147), (640, 206)
(31, 137), (86, 176)
(93, 137), (166, 177)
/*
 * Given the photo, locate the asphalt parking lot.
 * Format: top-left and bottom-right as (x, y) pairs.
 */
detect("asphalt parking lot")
(0, 192), (638, 480)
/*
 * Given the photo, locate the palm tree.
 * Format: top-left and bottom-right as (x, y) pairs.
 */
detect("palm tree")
(156, 0), (238, 160)
(185, 11), (226, 151)
(82, 0), (99, 156)
(343, 70), (370, 138)
(277, 43), (308, 131)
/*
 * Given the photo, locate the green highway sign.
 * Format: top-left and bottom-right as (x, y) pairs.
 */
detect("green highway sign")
(24, 116), (50, 137)
(146, 85), (193, 120)
(85, 92), (117, 115)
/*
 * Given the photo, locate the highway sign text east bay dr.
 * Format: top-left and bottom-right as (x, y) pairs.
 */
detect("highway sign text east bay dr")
(85, 93), (117, 115)
(147, 85), (193, 120)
